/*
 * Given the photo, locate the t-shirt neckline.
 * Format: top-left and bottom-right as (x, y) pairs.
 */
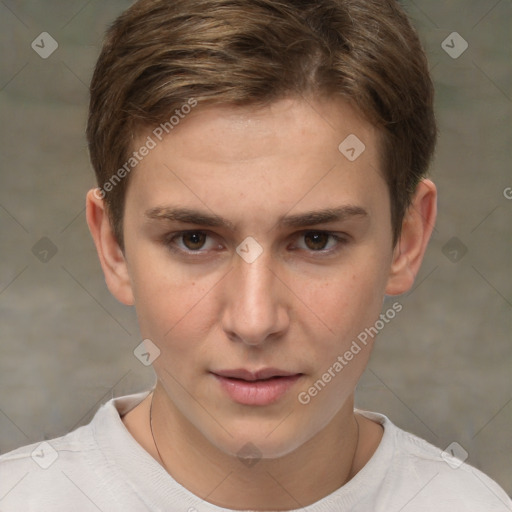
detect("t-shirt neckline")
(91, 389), (396, 511)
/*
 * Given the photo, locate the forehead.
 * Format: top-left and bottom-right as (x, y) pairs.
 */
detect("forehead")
(125, 97), (386, 223)
(147, 97), (378, 161)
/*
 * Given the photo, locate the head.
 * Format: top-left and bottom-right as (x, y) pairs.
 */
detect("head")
(86, 0), (437, 459)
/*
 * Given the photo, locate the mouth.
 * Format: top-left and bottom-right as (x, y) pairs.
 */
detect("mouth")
(211, 368), (303, 405)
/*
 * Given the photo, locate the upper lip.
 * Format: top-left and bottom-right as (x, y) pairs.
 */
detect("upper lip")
(212, 368), (301, 381)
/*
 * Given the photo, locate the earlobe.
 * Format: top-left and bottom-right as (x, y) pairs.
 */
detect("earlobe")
(385, 179), (437, 296)
(85, 189), (135, 306)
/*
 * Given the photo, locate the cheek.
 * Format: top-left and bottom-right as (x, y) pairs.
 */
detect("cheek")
(293, 266), (386, 421)
(130, 253), (221, 346)
(133, 274), (220, 388)
(299, 263), (387, 347)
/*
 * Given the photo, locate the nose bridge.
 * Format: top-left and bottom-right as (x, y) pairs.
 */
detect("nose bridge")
(222, 244), (286, 344)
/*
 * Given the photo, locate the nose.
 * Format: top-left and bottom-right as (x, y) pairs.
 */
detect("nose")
(221, 246), (289, 346)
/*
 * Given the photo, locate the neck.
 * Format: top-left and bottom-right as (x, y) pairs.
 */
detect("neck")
(147, 381), (365, 510)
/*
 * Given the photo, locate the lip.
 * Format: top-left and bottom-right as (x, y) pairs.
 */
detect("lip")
(213, 368), (299, 381)
(211, 368), (303, 406)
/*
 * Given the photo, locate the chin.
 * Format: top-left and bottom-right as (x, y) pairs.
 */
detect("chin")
(204, 417), (316, 461)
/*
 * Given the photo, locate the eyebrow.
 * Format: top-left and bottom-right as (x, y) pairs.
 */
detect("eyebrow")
(145, 205), (368, 230)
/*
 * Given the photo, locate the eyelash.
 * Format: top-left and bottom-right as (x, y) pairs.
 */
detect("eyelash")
(162, 230), (349, 258)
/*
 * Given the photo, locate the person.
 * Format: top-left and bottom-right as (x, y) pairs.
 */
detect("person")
(0, 0), (510, 510)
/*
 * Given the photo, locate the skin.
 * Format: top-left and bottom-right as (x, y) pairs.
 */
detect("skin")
(86, 97), (436, 510)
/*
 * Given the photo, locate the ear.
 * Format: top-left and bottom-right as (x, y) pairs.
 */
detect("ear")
(85, 188), (134, 305)
(385, 179), (437, 296)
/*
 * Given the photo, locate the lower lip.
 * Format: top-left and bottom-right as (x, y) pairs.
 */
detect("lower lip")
(213, 374), (302, 405)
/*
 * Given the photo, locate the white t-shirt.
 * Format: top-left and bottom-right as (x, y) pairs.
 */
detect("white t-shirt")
(0, 389), (510, 511)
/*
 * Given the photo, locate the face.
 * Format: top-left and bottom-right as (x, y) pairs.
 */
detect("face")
(121, 97), (397, 458)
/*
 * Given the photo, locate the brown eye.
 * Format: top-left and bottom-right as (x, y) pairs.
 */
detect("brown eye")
(303, 232), (331, 251)
(163, 230), (220, 256)
(181, 232), (207, 250)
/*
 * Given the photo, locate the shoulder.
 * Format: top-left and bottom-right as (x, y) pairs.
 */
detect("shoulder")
(0, 391), (151, 511)
(0, 415), (98, 470)
(0, 422), (105, 511)
(396, 426), (511, 509)
(358, 410), (512, 511)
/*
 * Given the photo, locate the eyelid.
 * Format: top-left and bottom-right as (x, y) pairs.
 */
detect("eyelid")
(291, 230), (349, 254)
(163, 230), (219, 256)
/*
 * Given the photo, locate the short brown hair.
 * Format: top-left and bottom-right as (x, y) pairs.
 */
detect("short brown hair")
(87, 0), (436, 249)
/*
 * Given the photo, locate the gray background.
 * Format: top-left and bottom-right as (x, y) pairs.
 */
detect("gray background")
(0, 0), (511, 498)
